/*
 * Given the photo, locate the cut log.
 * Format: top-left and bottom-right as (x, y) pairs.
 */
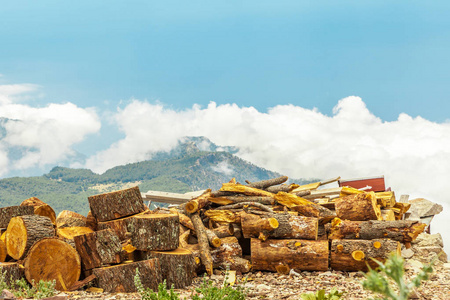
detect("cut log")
(220, 183), (275, 198)
(211, 236), (243, 263)
(185, 190), (212, 214)
(275, 192), (335, 222)
(73, 229), (122, 270)
(93, 259), (162, 293)
(240, 213), (279, 240)
(217, 202), (274, 214)
(97, 211), (148, 241)
(211, 224), (234, 238)
(127, 214), (179, 251)
(169, 209), (195, 231)
(136, 248), (196, 289)
(20, 197), (56, 225)
(335, 192), (382, 221)
(24, 238), (81, 291)
(0, 206), (35, 228)
(57, 227), (94, 247)
(209, 196), (276, 206)
(246, 176), (289, 189)
(0, 239), (6, 262)
(330, 239), (400, 272)
(56, 210), (87, 228)
(266, 184), (296, 194)
(251, 239), (329, 272)
(0, 262), (24, 285)
(190, 212), (213, 275)
(270, 214), (318, 240)
(329, 218), (426, 243)
(86, 211), (98, 231)
(88, 186), (146, 222)
(6, 215), (55, 260)
(216, 257), (251, 274)
(204, 210), (239, 223)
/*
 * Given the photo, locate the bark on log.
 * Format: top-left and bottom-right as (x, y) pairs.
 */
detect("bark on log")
(24, 238), (81, 291)
(169, 208), (195, 231)
(136, 248), (196, 289)
(211, 236), (243, 264)
(127, 214), (179, 251)
(329, 218), (426, 243)
(93, 259), (162, 293)
(88, 186), (146, 222)
(240, 213), (279, 240)
(190, 212), (213, 275)
(275, 192), (335, 223)
(6, 215), (55, 260)
(96, 211), (148, 241)
(86, 211), (98, 231)
(246, 176), (289, 189)
(73, 229), (122, 270)
(266, 184), (295, 194)
(185, 191), (212, 214)
(330, 239), (400, 272)
(270, 214), (318, 240)
(0, 262), (24, 286)
(217, 202), (274, 214)
(335, 192), (382, 221)
(56, 210), (87, 228)
(251, 239), (329, 272)
(220, 183), (276, 198)
(20, 197), (56, 225)
(212, 224), (234, 238)
(0, 206), (35, 228)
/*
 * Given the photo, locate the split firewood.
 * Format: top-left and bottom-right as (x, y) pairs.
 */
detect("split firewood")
(208, 196), (275, 206)
(290, 177), (341, 193)
(0, 206), (35, 228)
(393, 202), (411, 220)
(216, 202), (275, 214)
(136, 249), (196, 289)
(245, 176), (289, 189)
(24, 238), (81, 291)
(73, 229), (122, 270)
(184, 190), (212, 214)
(190, 212), (213, 275)
(20, 197), (56, 225)
(220, 183), (276, 198)
(330, 239), (400, 272)
(0, 262), (24, 286)
(301, 187), (342, 200)
(335, 192), (382, 221)
(251, 238), (329, 272)
(204, 209), (240, 223)
(375, 191), (396, 208)
(6, 215), (55, 260)
(56, 210), (88, 228)
(380, 209), (395, 221)
(329, 218), (426, 243)
(93, 259), (162, 293)
(88, 186), (146, 222)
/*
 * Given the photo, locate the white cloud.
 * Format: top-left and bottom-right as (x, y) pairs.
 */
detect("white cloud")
(211, 160), (234, 176)
(0, 83), (101, 176)
(85, 96), (450, 252)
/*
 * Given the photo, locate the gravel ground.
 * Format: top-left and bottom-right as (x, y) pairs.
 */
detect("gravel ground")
(63, 265), (450, 300)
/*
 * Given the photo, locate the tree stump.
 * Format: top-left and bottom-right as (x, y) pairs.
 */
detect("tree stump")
(0, 262), (24, 286)
(0, 206), (35, 228)
(73, 229), (122, 270)
(24, 238), (81, 291)
(6, 215), (55, 260)
(88, 186), (146, 222)
(330, 239), (400, 272)
(329, 219), (426, 243)
(251, 238), (329, 272)
(137, 248), (196, 289)
(20, 197), (56, 225)
(93, 259), (162, 293)
(335, 192), (382, 221)
(127, 214), (179, 251)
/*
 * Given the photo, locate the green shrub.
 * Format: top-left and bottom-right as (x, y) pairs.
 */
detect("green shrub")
(0, 269), (56, 299)
(191, 273), (246, 300)
(300, 288), (344, 300)
(134, 269), (180, 300)
(361, 252), (434, 300)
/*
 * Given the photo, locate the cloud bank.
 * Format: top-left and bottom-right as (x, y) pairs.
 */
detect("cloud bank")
(0, 84), (101, 176)
(85, 97), (450, 251)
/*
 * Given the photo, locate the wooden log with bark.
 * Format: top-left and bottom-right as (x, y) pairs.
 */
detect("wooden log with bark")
(6, 215), (55, 260)
(270, 213), (318, 240)
(0, 206), (35, 228)
(330, 239), (400, 272)
(335, 192), (382, 221)
(88, 186), (146, 222)
(136, 248), (196, 288)
(96, 211), (148, 241)
(73, 229), (122, 270)
(209, 196), (276, 206)
(127, 213), (179, 251)
(329, 218), (426, 243)
(220, 183), (276, 198)
(86, 211), (98, 231)
(240, 212), (279, 240)
(93, 259), (162, 293)
(24, 238), (81, 291)
(245, 176), (289, 189)
(211, 224), (234, 238)
(184, 190), (212, 214)
(251, 238), (329, 272)
(190, 212), (213, 275)
(20, 197), (56, 225)
(0, 262), (24, 285)
(56, 210), (87, 228)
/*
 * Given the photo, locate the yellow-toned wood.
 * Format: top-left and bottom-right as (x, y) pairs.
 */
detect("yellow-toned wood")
(204, 210), (237, 223)
(0, 239), (7, 262)
(57, 227), (93, 240)
(375, 191), (396, 208)
(0, 231), (6, 243)
(290, 181), (321, 193)
(352, 250), (365, 261)
(275, 263), (290, 275)
(373, 241), (381, 249)
(208, 197), (233, 205)
(220, 183), (275, 197)
(336, 244), (344, 252)
(340, 186), (364, 197)
(381, 210), (395, 221)
(274, 192), (313, 208)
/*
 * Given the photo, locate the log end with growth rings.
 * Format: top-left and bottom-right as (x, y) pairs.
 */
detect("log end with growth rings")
(276, 263), (290, 275)
(373, 241), (381, 249)
(351, 250), (365, 261)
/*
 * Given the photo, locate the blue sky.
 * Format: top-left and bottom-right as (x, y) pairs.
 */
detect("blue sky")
(2, 1), (450, 123)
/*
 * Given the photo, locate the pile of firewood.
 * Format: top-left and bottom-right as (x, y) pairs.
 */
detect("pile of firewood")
(0, 176), (427, 293)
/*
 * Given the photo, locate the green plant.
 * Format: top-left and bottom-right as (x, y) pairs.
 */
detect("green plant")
(191, 273), (246, 300)
(361, 252), (434, 300)
(134, 268), (180, 300)
(0, 269), (56, 299)
(300, 288), (344, 300)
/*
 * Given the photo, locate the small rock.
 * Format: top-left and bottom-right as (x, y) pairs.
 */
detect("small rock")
(256, 283), (270, 290)
(402, 248), (415, 259)
(0, 289), (15, 300)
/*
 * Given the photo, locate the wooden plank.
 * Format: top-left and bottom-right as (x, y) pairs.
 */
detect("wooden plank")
(141, 190), (206, 205)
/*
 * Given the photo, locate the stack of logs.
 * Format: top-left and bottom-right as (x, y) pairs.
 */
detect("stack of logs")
(0, 175), (427, 293)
